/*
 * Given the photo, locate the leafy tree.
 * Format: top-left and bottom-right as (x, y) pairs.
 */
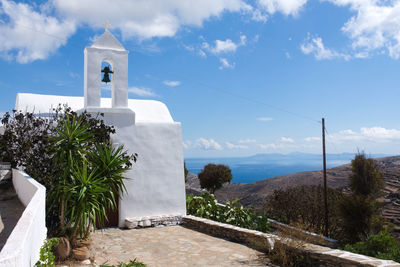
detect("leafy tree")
(350, 152), (384, 197)
(263, 185), (344, 239)
(198, 163), (232, 194)
(339, 152), (385, 243)
(0, 106), (136, 238)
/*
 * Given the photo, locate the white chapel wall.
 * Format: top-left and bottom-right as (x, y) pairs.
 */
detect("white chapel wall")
(114, 122), (186, 226)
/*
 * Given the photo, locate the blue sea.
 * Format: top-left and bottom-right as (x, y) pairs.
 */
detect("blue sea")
(185, 152), (390, 183)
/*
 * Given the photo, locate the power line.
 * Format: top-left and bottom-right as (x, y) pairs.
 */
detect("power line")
(3, 20), (322, 125)
(324, 126), (340, 154)
(145, 67), (321, 124)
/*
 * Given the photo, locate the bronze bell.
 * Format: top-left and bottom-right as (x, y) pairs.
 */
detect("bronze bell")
(101, 65), (113, 84)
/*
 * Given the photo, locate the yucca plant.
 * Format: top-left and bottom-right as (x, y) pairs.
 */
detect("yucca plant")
(65, 144), (134, 240)
(89, 144), (134, 201)
(65, 161), (109, 240)
(49, 112), (95, 230)
(47, 109), (134, 240)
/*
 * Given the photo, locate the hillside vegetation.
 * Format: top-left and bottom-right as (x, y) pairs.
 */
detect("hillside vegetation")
(186, 155), (400, 239)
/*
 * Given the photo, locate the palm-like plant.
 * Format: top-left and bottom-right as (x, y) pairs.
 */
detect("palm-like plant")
(65, 144), (133, 240)
(48, 111), (134, 240)
(65, 161), (109, 240)
(49, 113), (95, 230)
(89, 143), (133, 202)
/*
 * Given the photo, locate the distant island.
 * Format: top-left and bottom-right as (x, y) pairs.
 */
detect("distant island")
(185, 152), (392, 183)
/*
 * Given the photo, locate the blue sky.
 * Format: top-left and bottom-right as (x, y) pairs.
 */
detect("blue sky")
(1, 0), (400, 157)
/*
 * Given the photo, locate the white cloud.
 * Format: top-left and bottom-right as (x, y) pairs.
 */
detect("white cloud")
(194, 138), (223, 150)
(327, 127), (400, 143)
(301, 35), (350, 60)
(0, 0), (76, 63)
(163, 80), (181, 87)
(257, 117), (273, 121)
(0, 0), (251, 63)
(250, 8), (268, 22)
(69, 72), (79, 79)
(280, 137), (295, 143)
(225, 141), (248, 149)
(182, 44), (194, 52)
(359, 127), (400, 141)
(325, 0), (400, 59)
(202, 34), (247, 55)
(257, 0), (308, 16)
(258, 136), (297, 151)
(198, 49), (207, 58)
(128, 86), (158, 97)
(183, 140), (192, 149)
(238, 138), (257, 144)
(203, 39), (237, 54)
(53, 0), (248, 40)
(219, 58), (235, 69)
(304, 136), (321, 142)
(259, 143), (277, 150)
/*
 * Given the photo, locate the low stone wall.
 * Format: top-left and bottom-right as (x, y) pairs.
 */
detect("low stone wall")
(268, 218), (338, 248)
(183, 215), (400, 267)
(125, 215), (183, 228)
(0, 170), (47, 267)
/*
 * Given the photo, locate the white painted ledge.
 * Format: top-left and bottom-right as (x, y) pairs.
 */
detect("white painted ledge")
(0, 169), (47, 267)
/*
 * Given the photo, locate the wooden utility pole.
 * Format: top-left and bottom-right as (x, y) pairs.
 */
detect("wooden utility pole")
(322, 118), (329, 237)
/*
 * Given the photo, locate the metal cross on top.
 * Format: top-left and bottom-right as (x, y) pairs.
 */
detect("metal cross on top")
(103, 20), (111, 31)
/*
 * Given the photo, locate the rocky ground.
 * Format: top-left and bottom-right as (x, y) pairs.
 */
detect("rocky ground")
(186, 155), (400, 240)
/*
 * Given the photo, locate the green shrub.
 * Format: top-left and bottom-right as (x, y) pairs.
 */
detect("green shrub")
(35, 238), (59, 267)
(344, 231), (400, 262)
(264, 185), (344, 240)
(186, 193), (271, 232)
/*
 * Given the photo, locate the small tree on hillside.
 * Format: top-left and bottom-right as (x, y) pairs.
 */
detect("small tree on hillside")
(198, 163), (232, 194)
(339, 152), (384, 243)
(350, 153), (384, 197)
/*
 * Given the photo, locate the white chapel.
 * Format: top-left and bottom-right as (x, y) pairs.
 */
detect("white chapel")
(14, 29), (187, 227)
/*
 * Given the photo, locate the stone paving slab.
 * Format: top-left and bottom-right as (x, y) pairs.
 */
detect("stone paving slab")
(89, 226), (274, 267)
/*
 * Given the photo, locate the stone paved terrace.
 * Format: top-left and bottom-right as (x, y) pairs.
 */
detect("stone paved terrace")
(88, 225), (274, 267)
(0, 179), (25, 251)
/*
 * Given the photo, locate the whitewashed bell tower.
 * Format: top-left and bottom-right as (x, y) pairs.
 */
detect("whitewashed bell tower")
(15, 25), (186, 229)
(84, 25), (129, 109)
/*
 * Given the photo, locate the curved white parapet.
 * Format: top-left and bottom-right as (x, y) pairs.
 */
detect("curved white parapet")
(0, 170), (47, 267)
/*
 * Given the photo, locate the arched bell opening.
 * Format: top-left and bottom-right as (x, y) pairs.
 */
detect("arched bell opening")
(100, 60), (114, 107)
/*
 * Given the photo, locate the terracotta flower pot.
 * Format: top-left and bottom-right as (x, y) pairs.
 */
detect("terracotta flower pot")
(72, 246), (90, 261)
(55, 237), (71, 261)
(73, 238), (92, 248)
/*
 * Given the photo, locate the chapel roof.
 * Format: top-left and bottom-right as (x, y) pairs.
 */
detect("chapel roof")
(90, 30), (126, 51)
(15, 93), (174, 123)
